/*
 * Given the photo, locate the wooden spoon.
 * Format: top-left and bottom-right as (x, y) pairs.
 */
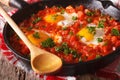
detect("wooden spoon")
(0, 6), (62, 74)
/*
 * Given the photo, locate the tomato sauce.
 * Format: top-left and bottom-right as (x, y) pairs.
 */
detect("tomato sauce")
(10, 5), (120, 63)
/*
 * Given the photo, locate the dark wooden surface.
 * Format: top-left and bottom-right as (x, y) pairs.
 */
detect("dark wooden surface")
(0, 3), (114, 80)
(0, 53), (108, 80)
(0, 53), (40, 80)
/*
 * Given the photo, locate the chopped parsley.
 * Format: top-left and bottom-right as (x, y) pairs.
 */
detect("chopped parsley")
(33, 17), (41, 24)
(41, 38), (55, 48)
(72, 16), (78, 20)
(69, 31), (73, 35)
(98, 20), (104, 28)
(97, 38), (103, 42)
(33, 32), (40, 39)
(87, 18), (92, 23)
(61, 9), (65, 14)
(87, 26), (96, 34)
(70, 49), (79, 58)
(61, 43), (70, 55)
(55, 46), (63, 52)
(62, 27), (67, 30)
(51, 14), (58, 20)
(111, 28), (120, 36)
(57, 6), (62, 9)
(96, 55), (101, 59)
(86, 11), (94, 16)
(64, 48), (70, 55)
(55, 42), (79, 58)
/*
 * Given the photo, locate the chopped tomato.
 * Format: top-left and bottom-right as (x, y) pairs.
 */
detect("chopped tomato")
(77, 11), (85, 20)
(66, 6), (75, 13)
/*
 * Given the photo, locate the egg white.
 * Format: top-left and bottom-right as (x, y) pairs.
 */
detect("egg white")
(80, 24), (105, 46)
(57, 12), (78, 28)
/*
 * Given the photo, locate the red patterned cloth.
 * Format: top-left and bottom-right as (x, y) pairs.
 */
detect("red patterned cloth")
(0, 0), (120, 80)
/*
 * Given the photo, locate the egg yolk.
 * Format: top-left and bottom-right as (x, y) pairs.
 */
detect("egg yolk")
(44, 14), (64, 23)
(27, 31), (50, 46)
(77, 28), (94, 41)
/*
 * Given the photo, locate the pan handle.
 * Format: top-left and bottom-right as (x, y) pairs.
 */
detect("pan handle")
(0, 0), (29, 9)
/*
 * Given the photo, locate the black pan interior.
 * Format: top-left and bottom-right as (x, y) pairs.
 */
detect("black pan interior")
(3, 0), (120, 75)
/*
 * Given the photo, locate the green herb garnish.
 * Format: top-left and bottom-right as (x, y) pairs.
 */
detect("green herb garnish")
(86, 11), (94, 16)
(70, 49), (79, 58)
(69, 31), (73, 35)
(62, 27), (67, 30)
(64, 48), (70, 55)
(55, 46), (63, 52)
(61, 9), (65, 14)
(51, 14), (58, 20)
(96, 55), (101, 59)
(72, 16), (78, 20)
(57, 6), (62, 9)
(55, 42), (69, 55)
(87, 18), (92, 23)
(111, 28), (120, 36)
(55, 42), (79, 57)
(98, 20), (104, 28)
(41, 38), (55, 48)
(87, 26), (96, 34)
(97, 38), (103, 42)
(33, 32), (40, 39)
(33, 17), (41, 24)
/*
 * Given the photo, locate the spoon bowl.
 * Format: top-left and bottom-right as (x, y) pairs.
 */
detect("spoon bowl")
(30, 45), (62, 74)
(0, 6), (62, 74)
(32, 52), (62, 74)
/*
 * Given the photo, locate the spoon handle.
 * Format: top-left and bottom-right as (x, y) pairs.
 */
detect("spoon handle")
(0, 6), (32, 49)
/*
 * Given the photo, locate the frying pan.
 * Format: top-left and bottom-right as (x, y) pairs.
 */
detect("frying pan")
(2, 0), (120, 75)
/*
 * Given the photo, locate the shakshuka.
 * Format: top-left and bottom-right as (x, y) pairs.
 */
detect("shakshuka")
(10, 5), (120, 63)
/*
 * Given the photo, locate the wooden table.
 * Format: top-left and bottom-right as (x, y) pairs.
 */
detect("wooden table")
(0, 3), (117, 80)
(0, 53), (107, 80)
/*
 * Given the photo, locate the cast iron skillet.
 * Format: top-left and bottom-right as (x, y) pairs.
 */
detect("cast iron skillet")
(3, 0), (120, 75)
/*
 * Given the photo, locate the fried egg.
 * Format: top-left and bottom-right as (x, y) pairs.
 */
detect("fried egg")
(44, 12), (78, 28)
(27, 30), (50, 46)
(78, 23), (104, 46)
